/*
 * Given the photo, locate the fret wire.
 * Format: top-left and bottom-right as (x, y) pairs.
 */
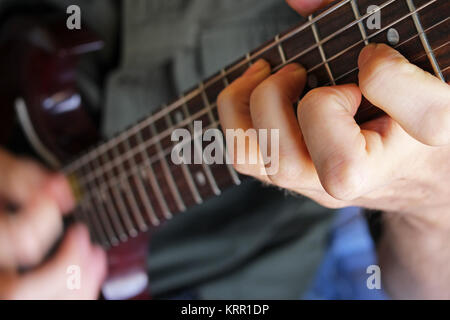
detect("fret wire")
(78, 201), (110, 247)
(200, 82), (241, 186)
(72, 205), (101, 245)
(65, 0), (439, 188)
(122, 137), (160, 226)
(406, 0), (445, 81)
(281, 0), (437, 74)
(149, 116), (187, 212)
(275, 35), (287, 64)
(309, 15), (336, 85)
(245, 53), (253, 67)
(325, 18), (450, 86)
(62, 0), (399, 174)
(220, 69), (242, 185)
(89, 151), (128, 242)
(71, 0), (438, 189)
(77, 163), (119, 245)
(62, 0), (357, 173)
(350, 0), (369, 45)
(135, 129), (173, 220)
(221, 69), (230, 86)
(164, 109), (203, 204)
(78, 120), (222, 209)
(110, 144), (148, 232)
(100, 148), (138, 237)
(273, 0), (397, 72)
(181, 97), (221, 196)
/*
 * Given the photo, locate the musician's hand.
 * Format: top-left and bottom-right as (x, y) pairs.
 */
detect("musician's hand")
(218, 41), (450, 217)
(0, 149), (107, 299)
(218, 0), (450, 298)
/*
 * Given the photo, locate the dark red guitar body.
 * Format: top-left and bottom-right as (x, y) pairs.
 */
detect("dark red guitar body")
(0, 14), (152, 300)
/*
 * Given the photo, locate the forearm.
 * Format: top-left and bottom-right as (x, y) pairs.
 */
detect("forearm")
(377, 208), (450, 299)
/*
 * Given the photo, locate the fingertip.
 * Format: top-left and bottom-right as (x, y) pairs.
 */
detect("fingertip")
(278, 63), (306, 75)
(358, 43), (378, 69)
(46, 174), (76, 214)
(286, 0), (326, 16)
(243, 59), (271, 77)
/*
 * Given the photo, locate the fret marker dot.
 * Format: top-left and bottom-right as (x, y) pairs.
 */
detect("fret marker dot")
(195, 172), (206, 186)
(308, 74), (318, 88)
(387, 28), (400, 46)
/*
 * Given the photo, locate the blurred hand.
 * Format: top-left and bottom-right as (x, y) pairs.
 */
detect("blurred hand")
(218, 0), (450, 221)
(0, 148), (106, 299)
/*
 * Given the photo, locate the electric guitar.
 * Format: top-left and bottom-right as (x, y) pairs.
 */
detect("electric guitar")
(0, 0), (448, 299)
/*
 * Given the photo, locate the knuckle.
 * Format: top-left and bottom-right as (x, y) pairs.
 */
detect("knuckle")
(298, 87), (338, 116)
(320, 156), (364, 201)
(359, 50), (412, 97)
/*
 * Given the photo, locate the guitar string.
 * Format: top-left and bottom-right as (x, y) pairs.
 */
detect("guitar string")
(62, 0), (401, 174)
(68, 4), (447, 243)
(75, 36), (448, 213)
(70, 0), (443, 188)
(79, 31), (448, 246)
(72, 3), (446, 212)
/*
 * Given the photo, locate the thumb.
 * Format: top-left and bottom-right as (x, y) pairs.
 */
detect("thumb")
(3, 224), (107, 300)
(286, 0), (336, 16)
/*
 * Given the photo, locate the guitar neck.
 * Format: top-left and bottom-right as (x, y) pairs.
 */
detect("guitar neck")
(65, 0), (449, 248)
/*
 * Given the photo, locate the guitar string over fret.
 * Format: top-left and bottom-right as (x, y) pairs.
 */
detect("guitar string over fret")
(122, 137), (161, 226)
(100, 147), (138, 238)
(164, 110), (203, 205)
(149, 118), (186, 212)
(76, 163), (119, 246)
(89, 150), (129, 242)
(110, 143), (148, 232)
(181, 98), (221, 196)
(308, 15), (337, 85)
(199, 82), (241, 186)
(406, 0), (445, 81)
(135, 129), (173, 220)
(350, 0), (369, 45)
(275, 34), (287, 64)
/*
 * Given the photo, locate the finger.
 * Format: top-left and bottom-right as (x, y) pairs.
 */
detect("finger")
(286, 0), (336, 16)
(0, 194), (63, 268)
(0, 150), (75, 213)
(0, 224), (107, 300)
(358, 43), (450, 146)
(298, 84), (388, 201)
(249, 63), (313, 187)
(0, 150), (49, 205)
(218, 60), (272, 178)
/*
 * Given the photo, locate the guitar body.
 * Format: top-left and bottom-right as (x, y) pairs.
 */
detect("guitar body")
(0, 14), (152, 300)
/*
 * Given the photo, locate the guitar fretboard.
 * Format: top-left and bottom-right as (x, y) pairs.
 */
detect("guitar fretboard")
(64, 0), (450, 248)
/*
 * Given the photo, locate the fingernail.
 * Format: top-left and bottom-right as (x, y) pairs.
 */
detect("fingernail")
(358, 43), (377, 68)
(243, 59), (269, 76)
